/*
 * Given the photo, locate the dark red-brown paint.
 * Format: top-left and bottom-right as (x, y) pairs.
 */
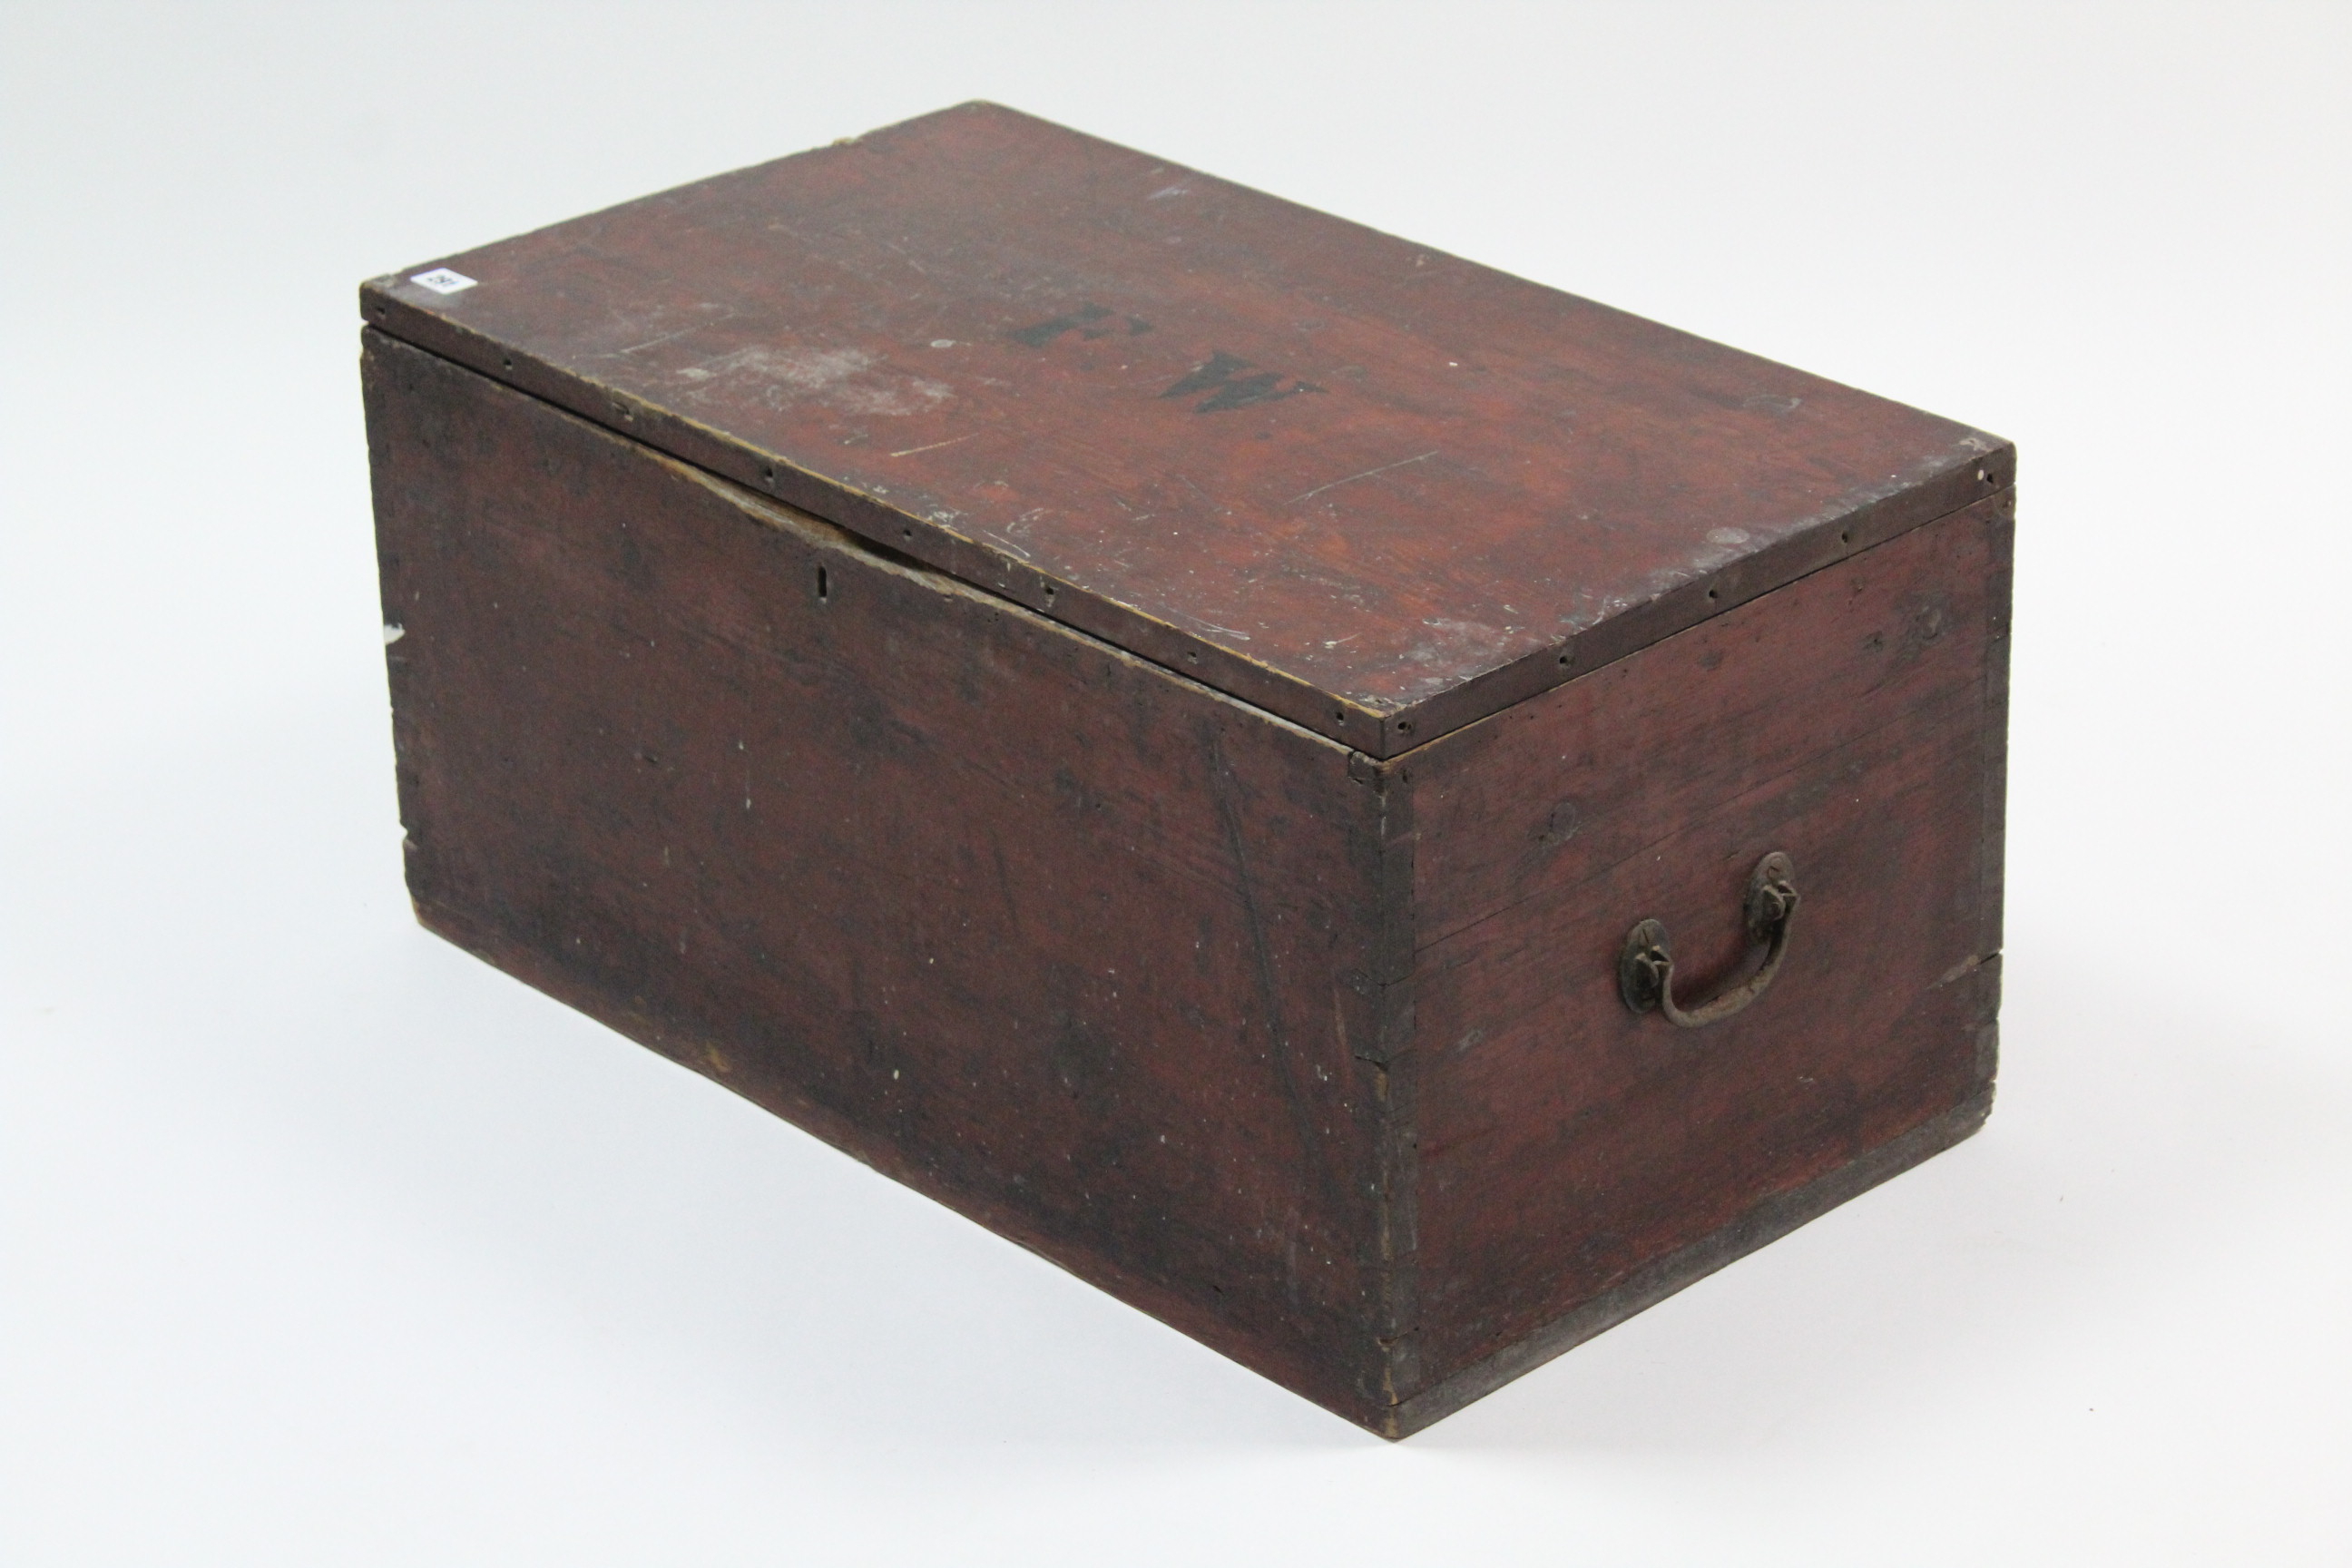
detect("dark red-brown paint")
(369, 334), (1405, 1416)
(361, 104), (2012, 1436)
(1397, 498), (2010, 1410)
(362, 101), (2008, 758)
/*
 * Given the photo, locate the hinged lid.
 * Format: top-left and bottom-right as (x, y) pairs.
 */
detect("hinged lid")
(363, 102), (2009, 758)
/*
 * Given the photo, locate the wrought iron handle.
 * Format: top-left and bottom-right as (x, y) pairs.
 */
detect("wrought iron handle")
(1618, 852), (1799, 1027)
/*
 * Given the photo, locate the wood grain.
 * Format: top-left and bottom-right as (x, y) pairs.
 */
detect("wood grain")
(1390, 499), (2012, 1394)
(366, 330), (1410, 1425)
(362, 102), (2011, 756)
(361, 314), (2011, 1433)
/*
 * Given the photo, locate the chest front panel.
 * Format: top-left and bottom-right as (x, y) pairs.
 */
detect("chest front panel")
(366, 331), (1401, 1417)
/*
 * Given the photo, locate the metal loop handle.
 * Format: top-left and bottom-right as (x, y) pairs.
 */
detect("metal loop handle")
(1617, 852), (1799, 1027)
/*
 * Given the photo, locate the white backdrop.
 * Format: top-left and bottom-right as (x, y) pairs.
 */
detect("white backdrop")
(5, 4), (2347, 1563)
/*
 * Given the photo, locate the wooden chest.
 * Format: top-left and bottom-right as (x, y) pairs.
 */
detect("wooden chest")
(360, 103), (2011, 1437)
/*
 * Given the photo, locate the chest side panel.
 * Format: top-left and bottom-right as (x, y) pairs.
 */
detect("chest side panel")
(1402, 498), (2011, 1393)
(364, 332), (1399, 1421)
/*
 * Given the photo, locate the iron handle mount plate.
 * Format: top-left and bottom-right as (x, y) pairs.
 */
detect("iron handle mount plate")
(1617, 852), (1799, 1027)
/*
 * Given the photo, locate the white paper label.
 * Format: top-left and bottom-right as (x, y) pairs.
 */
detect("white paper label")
(409, 268), (477, 295)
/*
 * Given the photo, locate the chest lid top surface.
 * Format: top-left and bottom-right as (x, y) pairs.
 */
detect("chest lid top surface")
(365, 101), (2008, 757)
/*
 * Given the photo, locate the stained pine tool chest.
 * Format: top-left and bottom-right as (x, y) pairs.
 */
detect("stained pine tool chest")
(361, 103), (2011, 1437)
